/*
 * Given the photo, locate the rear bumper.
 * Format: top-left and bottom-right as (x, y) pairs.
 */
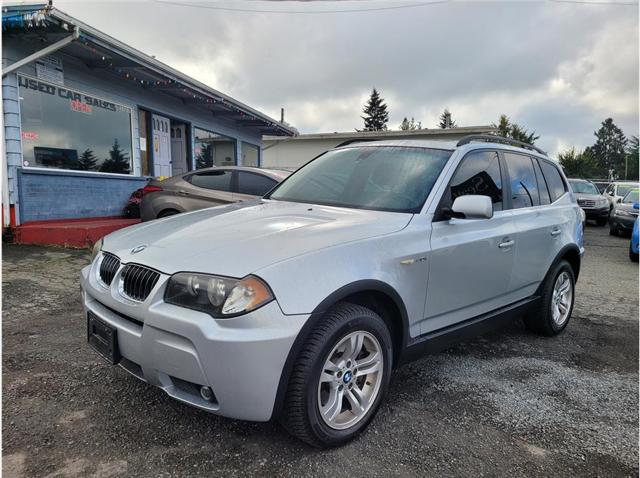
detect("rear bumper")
(80, 264), (308, 421)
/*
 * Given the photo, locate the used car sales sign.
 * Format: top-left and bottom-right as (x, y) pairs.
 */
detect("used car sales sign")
(19, 76), (118, 112)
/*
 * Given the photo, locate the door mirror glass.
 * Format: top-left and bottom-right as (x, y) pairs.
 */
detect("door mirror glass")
(617, 197), (622, 203)
(451, 195), (493, 220)
(633, 202), (639, 210)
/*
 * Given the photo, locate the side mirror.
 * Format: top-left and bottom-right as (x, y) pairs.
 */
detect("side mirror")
(617, 198), (622, 203)
(451, 195), (493, 220)
(633, 202), (639, 210)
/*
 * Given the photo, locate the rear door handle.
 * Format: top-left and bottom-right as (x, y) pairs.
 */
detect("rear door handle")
(498, 240), (515, 249)
(550, 228), (561, 236)
(177, 190), (190, 196)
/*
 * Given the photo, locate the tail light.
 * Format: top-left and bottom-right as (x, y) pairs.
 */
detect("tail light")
(141, 185), (163, 196)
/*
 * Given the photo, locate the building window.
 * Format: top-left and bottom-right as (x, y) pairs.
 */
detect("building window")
(18, 75), (133, 174)
(194, 127), (236, 168)
(242, 142), (260, 167)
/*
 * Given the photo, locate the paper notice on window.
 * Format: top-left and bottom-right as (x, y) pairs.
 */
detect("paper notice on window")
(35, 56), (64, 85)
(140, 137), (147, 151)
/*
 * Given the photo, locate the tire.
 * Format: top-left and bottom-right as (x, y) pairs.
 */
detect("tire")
(280, 302), (392, 448)
(157, 209), (179, 218)
(524, 260), (575, 336)
(596, 217), (607, 227)
(630, 244), (639, 262)
(610, 225), (618, 236)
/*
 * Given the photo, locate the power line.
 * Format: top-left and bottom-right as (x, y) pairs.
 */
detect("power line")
(152, 0), (638, 13)
(152, 0), (451, 14)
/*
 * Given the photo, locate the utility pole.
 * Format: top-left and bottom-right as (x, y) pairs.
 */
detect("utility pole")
(280, 108), (285, 124)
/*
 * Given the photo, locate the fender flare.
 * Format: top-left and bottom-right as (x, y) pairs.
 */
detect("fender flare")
(536, 243), (582, 295)
(269, 279), (409, 421)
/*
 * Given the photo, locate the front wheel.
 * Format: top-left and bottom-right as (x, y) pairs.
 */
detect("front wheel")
(524, 260), (575, 336)
(280, 303), (392, 448)
(630, 244), (639, 262)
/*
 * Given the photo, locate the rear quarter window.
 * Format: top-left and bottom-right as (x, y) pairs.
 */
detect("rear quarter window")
(539, 160), (567, 202)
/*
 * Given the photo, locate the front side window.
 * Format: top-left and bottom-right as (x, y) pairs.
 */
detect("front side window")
(440, 150), (503, 213)
(188, 170), (232, 191)
(622, 189), (639, 204)
(18, 76), (133, 174)
(505, 153), (539, 208)
(194, 127), (236, 168)
(269, 146), (452, 213)
(237, 172), (276, 196)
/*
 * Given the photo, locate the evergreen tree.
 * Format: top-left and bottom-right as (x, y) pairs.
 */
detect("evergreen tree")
(196, 143), (214, 169)
(399, 117), (421, 131)
(492, 114), (539, 145)
(100, 139), (130, 174)
(360, 88), (389, 131)
(625, 135), (639, 181)
(558, 147), (600, 178)
(77, 148), (98, 171)
(591, 118), (628, 178)
(438, 109), (457, 128)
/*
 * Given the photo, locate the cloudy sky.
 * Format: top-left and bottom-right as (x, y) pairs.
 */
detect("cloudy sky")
(56, 0), (639, 156)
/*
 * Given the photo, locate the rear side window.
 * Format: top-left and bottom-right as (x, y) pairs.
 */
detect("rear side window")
(440, 150), (503, 212)
(532, 158), (551, 205)
(504, 153), (539, 208)
(237, 172), (277, 196)
(539, 160), (567, 202)
(189, 170), (232, 191)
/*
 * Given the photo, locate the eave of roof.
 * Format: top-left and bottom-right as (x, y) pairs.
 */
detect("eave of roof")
(263, 125), (497, 142)
(2, 3), (296, 137)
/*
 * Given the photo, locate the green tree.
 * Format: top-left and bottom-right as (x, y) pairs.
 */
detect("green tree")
(438, 109), (457, 129)
(590, 118), (627, 178)
(196, 143), (214, 169)
(399, 117), (421, 131)
(360, 88), (389, 131)
(558, 147), (600, 178)
(100, 139), (130, 174)
(492, 114), (539, 145)
(76, 148), (98, 171)
(625, 135), (639, 181)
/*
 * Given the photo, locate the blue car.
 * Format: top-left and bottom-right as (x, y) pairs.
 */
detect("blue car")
(630, 202), (639, 262)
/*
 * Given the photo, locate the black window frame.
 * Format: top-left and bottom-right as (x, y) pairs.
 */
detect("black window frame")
(434, 148), (508, 221)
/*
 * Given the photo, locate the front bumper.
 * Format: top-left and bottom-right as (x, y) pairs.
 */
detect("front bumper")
(582, 206), (609, 220)
(80, 260), (308, 422)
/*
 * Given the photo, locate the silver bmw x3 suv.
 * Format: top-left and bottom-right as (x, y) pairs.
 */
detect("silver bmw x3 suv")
(81, 135), (584, 447)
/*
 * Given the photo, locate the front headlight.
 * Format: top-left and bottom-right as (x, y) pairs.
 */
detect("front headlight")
(164, 273), (274, 317)
(597, 198), (608, 207)
(91, 237), (103, 262)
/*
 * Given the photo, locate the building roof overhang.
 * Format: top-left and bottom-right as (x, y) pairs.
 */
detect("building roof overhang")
(2, 3), (296, 137)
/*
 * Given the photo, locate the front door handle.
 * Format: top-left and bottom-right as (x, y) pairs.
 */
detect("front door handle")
(550, 228), (561, 237)
(177, 190), (190, 196)
(498, 239), (515, 249)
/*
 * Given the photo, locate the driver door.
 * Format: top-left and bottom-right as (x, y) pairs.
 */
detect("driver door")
(423, 150), (517, 334)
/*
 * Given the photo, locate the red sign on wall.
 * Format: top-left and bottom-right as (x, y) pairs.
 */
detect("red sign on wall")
(21, 131), (39, 140)
(70, 99), (92, 114)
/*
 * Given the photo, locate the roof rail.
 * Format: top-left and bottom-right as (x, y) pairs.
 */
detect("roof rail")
(456, 134), (547, 156)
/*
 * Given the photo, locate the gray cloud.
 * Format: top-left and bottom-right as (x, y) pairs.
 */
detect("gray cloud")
(57, 0), (638, 156)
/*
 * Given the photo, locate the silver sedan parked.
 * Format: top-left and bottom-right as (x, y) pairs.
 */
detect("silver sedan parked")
(139, 166), (290, 221)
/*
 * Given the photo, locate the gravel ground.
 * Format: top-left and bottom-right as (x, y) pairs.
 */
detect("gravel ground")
(2, 225), (638, 477)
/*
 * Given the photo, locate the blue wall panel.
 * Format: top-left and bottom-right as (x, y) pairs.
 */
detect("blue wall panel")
(18, 168), (147, 222)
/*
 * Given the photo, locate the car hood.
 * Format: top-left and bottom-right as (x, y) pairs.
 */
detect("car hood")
(103, 200), (413, 277)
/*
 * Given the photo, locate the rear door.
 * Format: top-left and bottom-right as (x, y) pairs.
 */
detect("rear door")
(424, 149), (517, 333)
(233, 171), (278, 201)
(506, 153), (571, 299)
(181, 169), (235, 210)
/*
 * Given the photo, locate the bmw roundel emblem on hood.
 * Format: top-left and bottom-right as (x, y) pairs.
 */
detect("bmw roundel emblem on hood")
(131, 244), (147, 254)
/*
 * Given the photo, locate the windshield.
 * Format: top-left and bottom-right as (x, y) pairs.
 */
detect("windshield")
(268, 146), (452, 213)
(569, 181), (599, 195)
(617, 184), (639, 198)
(622, 189), (639, 204)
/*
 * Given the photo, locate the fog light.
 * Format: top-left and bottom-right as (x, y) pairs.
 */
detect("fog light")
(200, 386), (214, 401)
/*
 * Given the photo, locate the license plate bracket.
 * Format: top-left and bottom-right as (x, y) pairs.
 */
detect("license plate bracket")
(87, 312), (120, 365)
